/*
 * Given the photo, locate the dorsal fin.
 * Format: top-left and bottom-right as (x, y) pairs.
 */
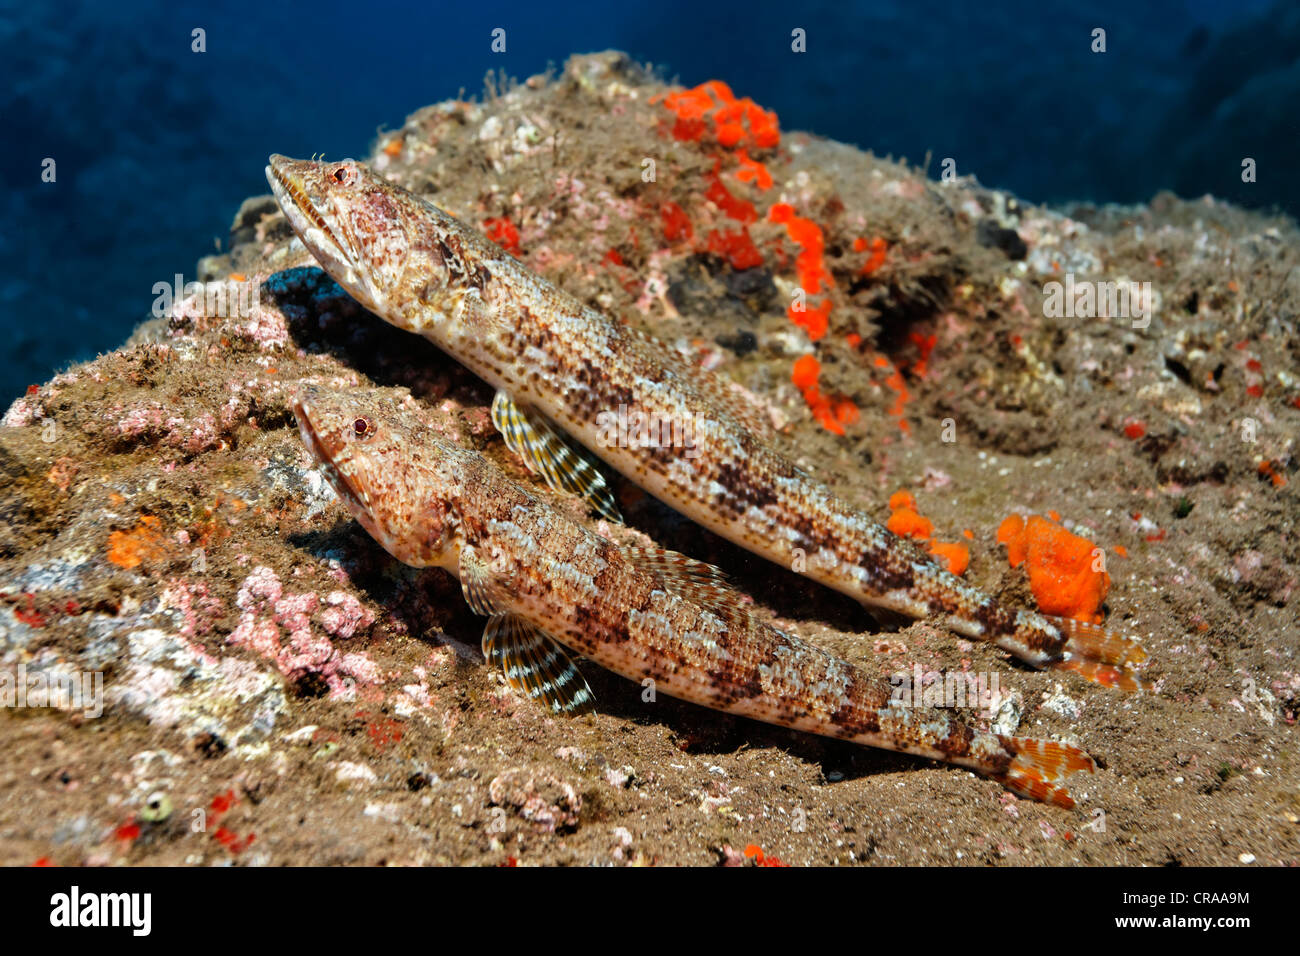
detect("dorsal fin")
(624, 546), (739, 612)
(482, 614), (595, 716)
(491, 390), (622, 522)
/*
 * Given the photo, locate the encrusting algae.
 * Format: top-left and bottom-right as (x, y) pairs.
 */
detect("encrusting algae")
(3, 53), (1297, 865)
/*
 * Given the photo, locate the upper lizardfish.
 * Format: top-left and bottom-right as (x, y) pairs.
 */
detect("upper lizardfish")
(291, 384), (1097, 807)
(267, 154), (1151, 692)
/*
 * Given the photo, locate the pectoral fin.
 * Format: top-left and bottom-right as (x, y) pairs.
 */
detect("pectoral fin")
(459, 545), (507, 617)
(482, 614), (595, 716)
(624, 546), (736, 612)
(491, 390), (622, 522)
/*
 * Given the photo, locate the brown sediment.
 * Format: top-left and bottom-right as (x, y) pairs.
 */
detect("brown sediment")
(0, 52), (1296, 866)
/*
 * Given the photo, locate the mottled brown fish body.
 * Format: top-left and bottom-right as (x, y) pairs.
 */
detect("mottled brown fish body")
(268, 155), (1150, 692)
(292, 386), (1095, 806)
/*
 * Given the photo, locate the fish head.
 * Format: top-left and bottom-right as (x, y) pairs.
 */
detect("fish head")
(268, 154), (509, 341)
(291, 385), (461, 569)
(267, 155), (424, 320)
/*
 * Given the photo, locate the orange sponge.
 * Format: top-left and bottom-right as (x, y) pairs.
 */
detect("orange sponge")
(997, 514), (1110, 623)
(927, 541), (970, 576)
(887, 508), (933, 540)
(886, 491), (969, 576)
(790, 355), (857, 436)
(658, 81), (780, 150)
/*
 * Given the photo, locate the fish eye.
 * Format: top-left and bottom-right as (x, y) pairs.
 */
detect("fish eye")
(352, 416), (375, 438)
(332, 164), (358, 186)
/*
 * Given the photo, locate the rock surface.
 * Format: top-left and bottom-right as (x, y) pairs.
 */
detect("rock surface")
(1, 53), (1296, 866)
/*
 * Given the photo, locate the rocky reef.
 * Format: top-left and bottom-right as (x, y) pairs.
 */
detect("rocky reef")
(1, 53), (1296, 866)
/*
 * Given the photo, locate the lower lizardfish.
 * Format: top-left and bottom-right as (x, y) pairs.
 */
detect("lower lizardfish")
(292, 384), (1097, 808)
(267, 154), (1151, 693)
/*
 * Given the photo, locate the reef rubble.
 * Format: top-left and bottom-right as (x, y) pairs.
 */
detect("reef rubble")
(1, 52), (1296, 866)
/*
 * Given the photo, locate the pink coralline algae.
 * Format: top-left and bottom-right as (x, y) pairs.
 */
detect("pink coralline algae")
(320, 590), (375, 639)
(1, 397), (41, 428)
(226, 566), (381, 698)
(111, 404), (224, 454)
(161, 578), (225, 639)
(488, 768), (582, 832)
(114, 404), (164, 439)
(239, 303), (290, 349)
(178, 413), (221, 454)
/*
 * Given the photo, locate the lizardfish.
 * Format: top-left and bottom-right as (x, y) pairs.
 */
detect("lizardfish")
(267, 154), (1150, 692)
(292, 384), (1098, 807)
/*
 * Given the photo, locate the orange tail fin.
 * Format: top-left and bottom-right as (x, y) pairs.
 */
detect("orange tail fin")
(1053, 656), (1153, 693)
(994, 735), (1097, 809)
(1046, 615), (1154, 692)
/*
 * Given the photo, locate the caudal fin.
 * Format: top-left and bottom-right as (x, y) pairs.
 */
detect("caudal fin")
(994, 735), (1097, 809)
(1053, 657), (1152, 693)
(1045, 615), (1153, 693)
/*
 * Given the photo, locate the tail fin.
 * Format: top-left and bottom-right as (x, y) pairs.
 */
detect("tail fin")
(994, 735), (1097, 809)
(1053, 656), (1152, 693)
(1045, 615), (1153, 693)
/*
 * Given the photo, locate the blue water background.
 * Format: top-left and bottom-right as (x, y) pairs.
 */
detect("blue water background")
(1, 0), (1293, 399)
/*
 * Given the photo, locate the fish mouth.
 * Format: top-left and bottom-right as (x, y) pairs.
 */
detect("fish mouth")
(267, 154), (386, 312)
(291, 388), (369, 513)
(266, 155), (348, 262)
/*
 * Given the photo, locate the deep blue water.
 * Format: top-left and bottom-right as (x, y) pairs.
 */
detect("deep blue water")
(2, 0), (1294, 400)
